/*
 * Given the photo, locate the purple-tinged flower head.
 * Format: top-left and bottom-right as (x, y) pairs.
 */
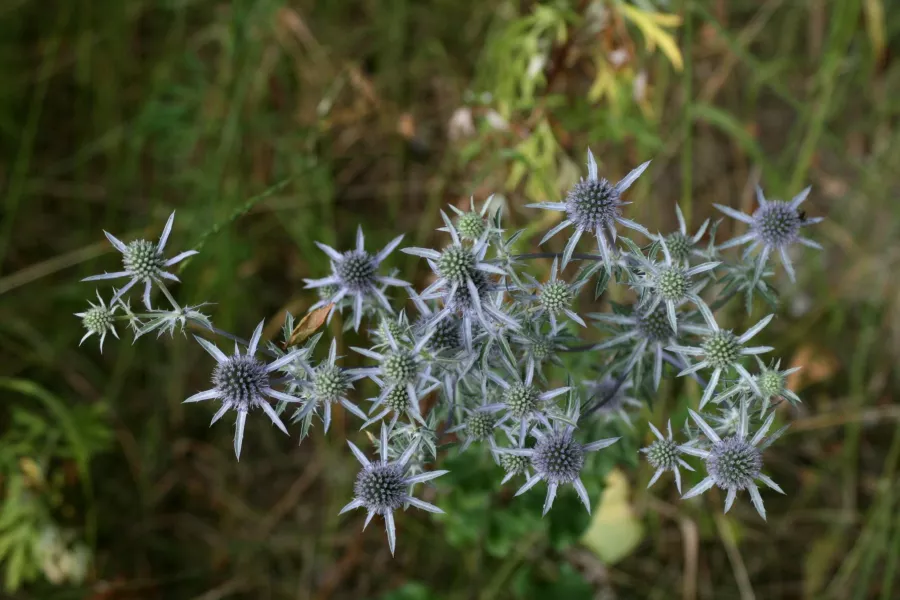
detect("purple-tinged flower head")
(589, 303), (705, 390)
(667, 310), (775, 409)
(446, 376), (509, 454)
(482, 361), (570, 438)
(680, 402), (785, 520)
(629, 236), (719, 334)
(404, 211), (518, 351)
(710, 357), (803, 416)
(521, 258), (589, 330)
(527, 149), (651, 269)
(640, 420), (695, 493)
(184, 321), (307, 459)
(75, 290), (120, 352)
(715, 185), (822, 283)
(82, 211), (198, 310)
(287, 339), (369, 433)
(340, 424), (448, 555)
(662, 203), (710, 265)
(500, 424), (619, 515)
(304, 226), (409, 331)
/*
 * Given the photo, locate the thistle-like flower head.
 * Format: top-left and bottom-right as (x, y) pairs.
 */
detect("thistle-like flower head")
(340, 425), (448, 555)
(82, 211), (198, 309)
(681, 403), (785, 520)
(641, 420), (695, 493)
(75, 291), (120, 352)
(501, 424), (619, 515)
(668, 312), (775, 409)
(184, 321), (307, 459)
(304, 227), (409, 331)
(526, 149), (651, 268)
(715, 185), (823, 283)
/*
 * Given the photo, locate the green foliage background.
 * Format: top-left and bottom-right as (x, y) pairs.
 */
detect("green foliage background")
(1, 0), (899, 598)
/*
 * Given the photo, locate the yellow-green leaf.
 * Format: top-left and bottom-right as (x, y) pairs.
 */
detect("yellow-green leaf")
(581, 468), (643, 564)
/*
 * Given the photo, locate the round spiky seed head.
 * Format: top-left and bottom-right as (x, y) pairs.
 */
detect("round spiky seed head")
(655, 267), (689, 301)
(382, 350), (417, 385)
(312, 365), (348, 403)
(335, 250), (377, 293)
(532, 432), (585, 484)
(437, 245), (477, 284)
(565, 178), (620, 231)
(645, 438), (679, 470)
(416, 315), (461, 351)
(665, 232), (692, 262)
(82, 305), (115, 335)
(706, 437), (762, 491)
(354, 462), (407, 513)
(501, 453), (530, 475)
(504, 384), (539, 419)
(758, 369), (786, 398)
(318, 283), (340, 301)
(540, 281), (573, 313)
(637, 306), (673, 342)
(752, 201), (801, 248)
(213, 355), (268, 410)
(379, 317), (408, 342)
(456, 212), (486, 241)
(447, 269), (489, 312)
(529, 338), (554, 362)
(384, 385), (410, 413)
(702, 330), (742, 369)
(466, 411), (494, 440)
(123, 239), (165, 279)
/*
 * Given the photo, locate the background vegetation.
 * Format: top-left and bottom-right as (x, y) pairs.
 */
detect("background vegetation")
(1, 0), (898, 598)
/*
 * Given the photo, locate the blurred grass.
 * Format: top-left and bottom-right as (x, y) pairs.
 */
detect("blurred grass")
(1, 0), (900, 598)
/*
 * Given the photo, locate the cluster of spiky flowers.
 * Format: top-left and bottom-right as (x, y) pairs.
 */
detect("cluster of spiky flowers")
(76, 148), (823, 554)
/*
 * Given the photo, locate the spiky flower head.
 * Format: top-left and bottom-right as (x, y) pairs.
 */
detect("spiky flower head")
(714, 185), (822, 283)
(382, 350), (418, 385)
(341, 426), (448, 555)
(540, 281), (573, 313)
(758, 368), (786, 399)
(532, 431), (585, 485)
(304, 227), (409, 331)
(637, 305), (672, 342)
(75, 291), (120, 352)
(655, 266), (689, 301)
(501, 453), (530, 476)
(665, 232), (692, 263)
(456, 212), (487, 241)
(383, 385), (411, 413)
(312, 364), (349, 404)
(504, 383), (539, 419)
(702, 330), (742, 369)
(526, 150), (651, 268)
(82, 211), (198, 310)
(184, 321), (306, 459)
(646, 437), (679, 471)
(465, 411), (494, 440)
(424, 316), (462, 351)
(437, 244), (478, 284)
(707, 437), (762, 491)
(681, 406), (785, 519)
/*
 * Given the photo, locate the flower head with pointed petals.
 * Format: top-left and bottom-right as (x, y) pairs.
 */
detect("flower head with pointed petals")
(340, 425), (448, 555)
(640, 420), (695, 493)
(667, 311), (775, 409)
(82, 211), (198, 310)
(500, 424), (619, 515)
(183, 320), (307, 459)
(527, 149), (651, 269)
(304, 226), (409, 331)
(680, 402), (785, 520)
(715, 185), (822, 283)
(75, 291), (120, 352)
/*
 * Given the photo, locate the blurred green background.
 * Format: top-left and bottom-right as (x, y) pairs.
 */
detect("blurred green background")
(1, 0), (899, 598)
